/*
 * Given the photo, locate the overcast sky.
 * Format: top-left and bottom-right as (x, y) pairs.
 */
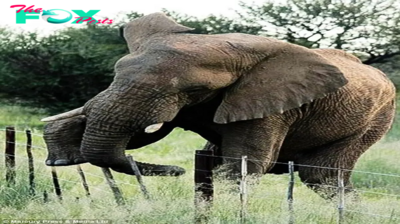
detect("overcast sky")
(1, 0), (265, 34)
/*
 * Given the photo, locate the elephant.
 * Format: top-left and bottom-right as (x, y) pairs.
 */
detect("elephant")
(43, 114), (185, 176)
(41, 12), (396, 197)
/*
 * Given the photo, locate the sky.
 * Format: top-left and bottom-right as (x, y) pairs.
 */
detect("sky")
(1, 0), (265, 34)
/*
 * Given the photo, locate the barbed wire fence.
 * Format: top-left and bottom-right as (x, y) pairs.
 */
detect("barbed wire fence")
(1, 127), (400, 224)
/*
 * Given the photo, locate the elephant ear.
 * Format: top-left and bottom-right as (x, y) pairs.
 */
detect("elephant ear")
(213, 44), (348, 124)
(123, 12), (194, 52)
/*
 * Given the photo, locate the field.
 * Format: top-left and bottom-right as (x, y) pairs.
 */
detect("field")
(0, 105), (400, 224)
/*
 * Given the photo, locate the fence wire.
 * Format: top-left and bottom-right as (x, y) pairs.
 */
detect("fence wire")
(0, 149), (144, 191)
(1, 128), (400, 221)
(1, 137), (400, 198)
(2, 149), (400, 201)
(195, 153), (400, 178)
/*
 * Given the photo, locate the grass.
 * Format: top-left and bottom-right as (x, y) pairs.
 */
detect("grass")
(0, 104), (47, 131)
(0, 104), (400, 223)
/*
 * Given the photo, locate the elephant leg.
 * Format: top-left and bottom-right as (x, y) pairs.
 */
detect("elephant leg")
(297, 132), (386, 199)
(297, 102), (394, 199)
(220, 116), (289, 177)
(201, 141), (223, 169)
(296, 136), (362, 199)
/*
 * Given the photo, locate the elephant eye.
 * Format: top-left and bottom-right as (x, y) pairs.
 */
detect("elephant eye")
(184, 86), (209, 93)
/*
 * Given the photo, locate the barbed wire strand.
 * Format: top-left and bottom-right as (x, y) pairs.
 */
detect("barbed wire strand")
(0, 141), (182, 177)
(0, 128), (45, 137)
(2, 129), (400, 177)
(2, 140), (400, 198)
(1, 171), (129, 197)
(0, 151), (144, 190)
(3, 141), (48, 151)
(1, 136), (400, 199)
(1, 161), (400, 219)
(3, 150), (399, 200)
(2, 130), (400, 220)
(195, 153), (400, 178)
(4, 139), (400, 179)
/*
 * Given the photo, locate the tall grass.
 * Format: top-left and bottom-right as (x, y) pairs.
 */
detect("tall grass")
(0, 104), (400, 223)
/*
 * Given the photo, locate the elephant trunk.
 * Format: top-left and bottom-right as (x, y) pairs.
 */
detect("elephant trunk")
(81, 86), (184, 175)
(81, 128), (130, 170)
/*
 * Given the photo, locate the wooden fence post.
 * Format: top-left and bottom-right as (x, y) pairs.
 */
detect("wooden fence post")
(127, 155), (150, 199)
(102, 167), (125, 205)
(337, 168), (345, 224)
(240, 156), (248, 224)
(51, 167), (62, 200)
(194, 150), (214, 223)
(77, 165), (91, 197)
(194, 150), (214, 202)
(287, 161), (295, 224)
(26, 130), (35, 196)
(5, 126), (16, 186)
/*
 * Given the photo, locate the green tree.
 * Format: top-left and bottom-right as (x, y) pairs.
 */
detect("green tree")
(0, 11), (263, 113)
(0, 25), (127, 113)
(125, 10), (262, 35)
(2, 5), (400, 113)
(239, 0), (400, 65)
(164, 10), (262, 34)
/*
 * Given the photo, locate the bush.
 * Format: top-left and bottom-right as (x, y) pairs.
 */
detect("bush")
(0, 25), (128, 113)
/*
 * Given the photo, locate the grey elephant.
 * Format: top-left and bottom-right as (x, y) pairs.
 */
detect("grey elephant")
(42, 12), (396, 197)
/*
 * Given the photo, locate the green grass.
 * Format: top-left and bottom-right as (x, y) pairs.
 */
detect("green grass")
(0, 104), (400, 223)
(0, 104), (47, 131)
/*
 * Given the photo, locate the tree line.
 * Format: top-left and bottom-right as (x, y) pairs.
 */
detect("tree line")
(0, 0), (399, 113)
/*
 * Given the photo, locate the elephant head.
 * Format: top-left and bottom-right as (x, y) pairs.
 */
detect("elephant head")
(42, 12), (346, 175)
(42, 111), (185, 176)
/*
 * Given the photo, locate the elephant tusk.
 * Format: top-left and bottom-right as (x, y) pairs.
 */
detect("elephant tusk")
(41, 107), (84, 122)
(145, 123), (164, 133)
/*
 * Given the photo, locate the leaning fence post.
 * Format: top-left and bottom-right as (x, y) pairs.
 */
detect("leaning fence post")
(51, 167), (62, 200)
(77, 165), (90, 197)
(26, 130), (35, 196)
(287, 161), (295, 224)
(5, 126), (16, 186)
(240, 156), (248, 224)
(127, 155), (150, 199)
(194, 150), (214, 223)
(337, 168), (345, 224)
(194, 150), (214, 202)
(102, 167), (125, 205)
